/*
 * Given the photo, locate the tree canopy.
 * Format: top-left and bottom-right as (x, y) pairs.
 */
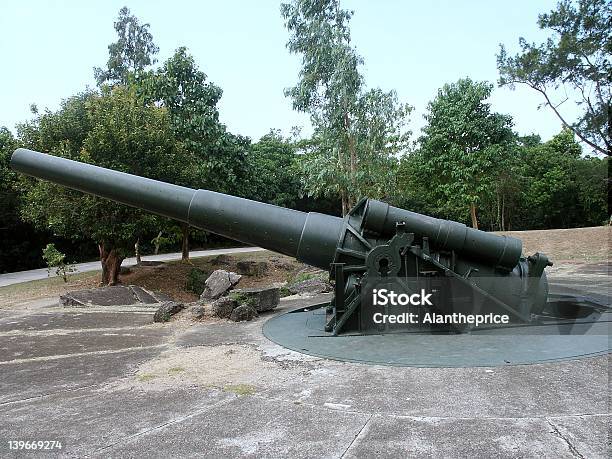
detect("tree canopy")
(94, 6), (159, 85)
(407, 78), (515, 228)
(282, 0), (412, 214)
(497, 0), (611, 155)
(18, 87), (181, 284)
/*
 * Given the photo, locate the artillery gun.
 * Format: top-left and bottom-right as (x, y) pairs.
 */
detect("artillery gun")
(11, 148), (555, 335)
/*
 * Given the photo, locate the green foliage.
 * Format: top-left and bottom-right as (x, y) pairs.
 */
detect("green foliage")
(42, 243), (75, 282)
(18, 86), (180, 254)
(497, 0), (611, 155)
(403, 78), (514, 227)
(246, 130), (301, 207)
(515, 129), (608, 228)
(282, 0), (412, 213)
(185, 268), (209, 295)
(94, 6), (159, 85)
(228, 291), (254, 307)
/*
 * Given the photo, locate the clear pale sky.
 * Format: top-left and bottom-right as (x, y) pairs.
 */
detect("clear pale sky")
(1, 0), (572, 143)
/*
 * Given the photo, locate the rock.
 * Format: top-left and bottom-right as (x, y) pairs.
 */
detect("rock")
(230, 304), (258, 322)
(288, 278), (332, 295)
(189, 305), (208, 320)
(200, 270), (242, 300)
(236, 260), (269, 277)
(153, 301), (185, 322)
(59, 285), (169, 308)
(269, 257), (294, 270)
(232, 287), (280, 312)
(211, 254), (234, 265)
(210, 296), (238, 318)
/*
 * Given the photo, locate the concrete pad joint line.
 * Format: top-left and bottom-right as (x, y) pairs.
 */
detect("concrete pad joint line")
(0, 325), (159, 337)
(92, 396), (236, 454)
(0, 383), (102, 407)
(340, 414), (373, 458)
(546, 418), (586, 459)
(0, 344), (169, 366)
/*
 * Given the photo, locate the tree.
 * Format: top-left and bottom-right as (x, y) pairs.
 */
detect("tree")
(410, 79), (515, 229)
(497, 0), (611, 155)
(247, 130), (301, 207)
(298, 89), (411, 206)
(281, 0), (362, 214)
(0, 127), (44, 273)
(516, 128), (608, 228)
(94, 6), (159, 86)
(18, 87), (180, 285)
(281, 0), (411, 214)
(139, 47), (247, 259)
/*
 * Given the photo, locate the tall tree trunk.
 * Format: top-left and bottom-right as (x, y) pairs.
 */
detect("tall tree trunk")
(344, 112), (357, 212)
(135, 238), (141, 264)
(181, 223), (190, 262)
(501, 194), (505, 231)
(341, 191), (349, 216)
(496, 193), (501, 231)
(153, 231), (162, 255)
(470, 202), (479, 229)
(98, 242), (124, 286)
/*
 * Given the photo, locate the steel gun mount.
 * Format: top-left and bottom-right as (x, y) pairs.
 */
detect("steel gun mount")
(11, 148), (553, 335)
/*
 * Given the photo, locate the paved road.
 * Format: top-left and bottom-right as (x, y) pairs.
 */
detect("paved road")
(0, 247), (264, 287)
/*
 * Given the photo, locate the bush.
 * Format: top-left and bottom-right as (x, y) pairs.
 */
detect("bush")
(185, 267), (209, 295)
(42, 243), (75, 282)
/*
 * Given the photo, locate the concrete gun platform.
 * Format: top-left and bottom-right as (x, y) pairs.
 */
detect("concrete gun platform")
(0, 264), (610, 457)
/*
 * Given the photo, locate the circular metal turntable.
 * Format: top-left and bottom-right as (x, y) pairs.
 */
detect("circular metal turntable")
(263, 288), (611, 368)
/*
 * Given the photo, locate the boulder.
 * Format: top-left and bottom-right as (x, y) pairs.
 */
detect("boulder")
(59, 285), (169, 308)
(189, 304), (208, 320)
(288, 278), (332, 295)
(153, 301), (185, 323)
(200, 270), (242, 300)
(210, 296), (238, 318)
(236, 260), (269, 277)
(232, 287), (280, 312)
(230, 304), (258, 322)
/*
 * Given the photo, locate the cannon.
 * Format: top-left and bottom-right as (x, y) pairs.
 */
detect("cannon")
(11, 148), (553, 335)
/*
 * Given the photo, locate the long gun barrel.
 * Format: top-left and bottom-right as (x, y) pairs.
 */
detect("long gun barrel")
(10, 148), (342, 269)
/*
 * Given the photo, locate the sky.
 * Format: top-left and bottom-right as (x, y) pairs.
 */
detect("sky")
(0, 0), (574, 144)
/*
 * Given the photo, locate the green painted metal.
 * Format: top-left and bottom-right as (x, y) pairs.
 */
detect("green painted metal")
(10, 148), (555, 335)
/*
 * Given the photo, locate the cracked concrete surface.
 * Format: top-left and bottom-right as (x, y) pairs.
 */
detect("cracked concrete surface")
(0, 287), (609, 457)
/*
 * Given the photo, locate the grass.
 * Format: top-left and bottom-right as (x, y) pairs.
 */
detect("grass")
(168, 366), (185, 375)
(0, 250), (301, 308)
(136, 373), (157, 382)
(228, 291), (255, 307)
(223, 384), (256, 396)
(0, 271), (101, 308)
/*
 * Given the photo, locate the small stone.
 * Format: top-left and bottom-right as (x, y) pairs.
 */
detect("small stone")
(200, 270), (242, 300)
(232, 287), (280, 312)
(210, 296), (238, 318)
(236, 260), (269, 277)
(230, 304), (258, 322)
(153, 301), (185, 323)
(189, 305), (208, 320)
